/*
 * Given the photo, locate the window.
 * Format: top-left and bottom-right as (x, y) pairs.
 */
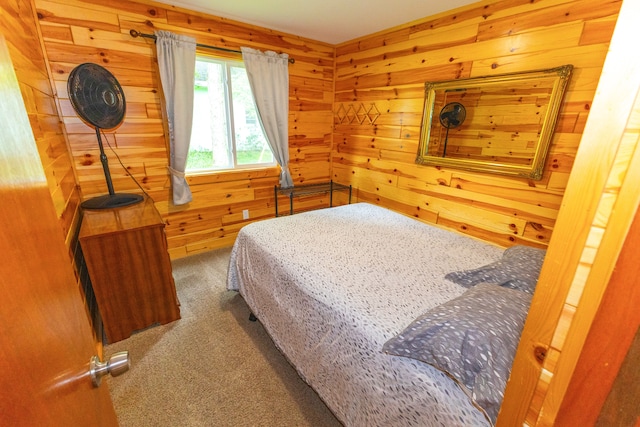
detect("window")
(187, 56), (274, 172)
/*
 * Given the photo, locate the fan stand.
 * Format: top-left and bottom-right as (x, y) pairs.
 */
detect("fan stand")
(439, 102), (466, 158)
(442, 125), (453, 158)
(68, 63), (144, 210)
(81, 127), (143, 210)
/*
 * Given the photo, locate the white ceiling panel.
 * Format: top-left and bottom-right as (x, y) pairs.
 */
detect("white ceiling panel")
(152, 0), (479, 44)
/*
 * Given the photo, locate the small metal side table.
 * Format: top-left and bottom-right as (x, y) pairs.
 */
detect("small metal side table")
(274, 181), (352, 217)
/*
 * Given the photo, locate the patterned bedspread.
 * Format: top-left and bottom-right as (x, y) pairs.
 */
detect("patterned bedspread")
(227, 203), (503, 426)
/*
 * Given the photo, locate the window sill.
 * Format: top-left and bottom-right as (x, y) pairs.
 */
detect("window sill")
(186, 166), (281, 186)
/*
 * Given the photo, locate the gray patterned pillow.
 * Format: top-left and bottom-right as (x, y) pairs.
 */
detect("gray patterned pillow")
(382, 283), (531, 424)
(444, 245), (546, 294)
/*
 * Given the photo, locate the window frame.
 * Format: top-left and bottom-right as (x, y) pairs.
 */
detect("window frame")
(187, 54), (275, 175)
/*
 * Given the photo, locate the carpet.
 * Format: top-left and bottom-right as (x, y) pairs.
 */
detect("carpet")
(105, 247), (341, 426)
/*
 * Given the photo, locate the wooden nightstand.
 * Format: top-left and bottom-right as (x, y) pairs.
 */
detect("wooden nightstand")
(79, 197), (180, 343)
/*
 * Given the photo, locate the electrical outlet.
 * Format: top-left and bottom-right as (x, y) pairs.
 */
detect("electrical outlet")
(242, 209), (249, 219)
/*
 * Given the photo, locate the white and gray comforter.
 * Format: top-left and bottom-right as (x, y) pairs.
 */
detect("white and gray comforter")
(227, 203), (504, 426)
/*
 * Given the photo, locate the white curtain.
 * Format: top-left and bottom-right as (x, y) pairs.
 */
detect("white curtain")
(155, 30), (196, 205)
(241, 47), (293, 188)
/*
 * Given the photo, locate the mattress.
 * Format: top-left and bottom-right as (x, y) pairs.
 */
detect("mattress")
(227, 203), (504, 426)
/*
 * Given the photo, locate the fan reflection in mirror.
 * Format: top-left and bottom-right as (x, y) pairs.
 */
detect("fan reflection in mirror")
(439, 102), (467, 157)
(416, 65), (572, 180)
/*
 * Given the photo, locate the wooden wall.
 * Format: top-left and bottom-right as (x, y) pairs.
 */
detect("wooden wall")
(1, 0), (81, 243)
(1, 0), (102, 350)
(4, 0), (638, 424)
(332, 1), (636, 424)
(31, 0), (621, 255)
(333, 0), (621, 248)
(502, 0), (640, 423)
(34, 0), (336, 258)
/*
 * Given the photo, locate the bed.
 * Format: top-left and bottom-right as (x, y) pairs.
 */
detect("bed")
(227, 202), (545, 426)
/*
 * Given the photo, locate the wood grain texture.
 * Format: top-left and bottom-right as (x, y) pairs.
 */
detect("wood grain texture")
(501, 0), (639, 424)
(2, 0), (99, 347)
(34, 0), (336, 257)
(333, 0), (620, 249)
(0, 32), (118, 426)
(555, 205), (640, 426)
(6, 0), (640, 425)
(79, 198), (180, 343)
(0, 0), (81, 239)
(32, 0), (619, 255)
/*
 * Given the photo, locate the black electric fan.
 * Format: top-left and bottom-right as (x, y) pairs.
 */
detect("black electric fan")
(68, 63), (143, 209)
(439, 102), (466, 157)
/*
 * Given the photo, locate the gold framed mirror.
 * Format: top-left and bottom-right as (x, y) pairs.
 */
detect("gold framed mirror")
(416, 65), (573, 180)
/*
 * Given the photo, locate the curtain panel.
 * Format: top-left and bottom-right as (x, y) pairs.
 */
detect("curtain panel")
(155, 30), (196, 205)
(241, 47), (293, 188)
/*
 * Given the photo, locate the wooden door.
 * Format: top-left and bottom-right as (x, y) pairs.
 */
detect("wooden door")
(555, 203), (640, 426)
(0, 35), (119, 426)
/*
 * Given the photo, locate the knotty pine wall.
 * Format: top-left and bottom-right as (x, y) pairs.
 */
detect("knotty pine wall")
(333, 0), (621, 248)
(34, 0), (335, 258)
(4, 0), (638, 424)
(333, 2), (633, 425)
(1, 0), (103, 348)
(30, 0), (621, 257)
(1, 0), (81, 244)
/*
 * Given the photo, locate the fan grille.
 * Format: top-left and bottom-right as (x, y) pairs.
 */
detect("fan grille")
(67, 63), (126, 129)
(439, 102), (466, 129)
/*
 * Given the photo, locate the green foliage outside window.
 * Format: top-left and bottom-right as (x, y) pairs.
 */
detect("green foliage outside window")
(187, 57), (274, 172)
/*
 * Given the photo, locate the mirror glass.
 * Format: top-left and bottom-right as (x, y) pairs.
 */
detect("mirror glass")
(416, 65), (573, 179)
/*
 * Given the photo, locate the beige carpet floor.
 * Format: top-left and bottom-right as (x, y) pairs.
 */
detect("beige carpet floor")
(105, 247), (342, 427)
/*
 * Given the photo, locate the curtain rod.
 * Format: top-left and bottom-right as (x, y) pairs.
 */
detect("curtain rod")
(129, 29), (295, 64)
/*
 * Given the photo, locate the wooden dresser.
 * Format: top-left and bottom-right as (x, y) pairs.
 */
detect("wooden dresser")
(79, 197), (180, 343)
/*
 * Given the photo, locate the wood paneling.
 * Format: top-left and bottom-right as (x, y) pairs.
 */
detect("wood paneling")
(0, 0), (81, 240)
(32, 0), (620, 255)
(8, 0), (638, 424)
(555, 205), (640, 426)
(1, 0), (106, 349)
(501, 0), (639, 424)
(34, 0), (336, 258)
(333, 0), (620, 248)
(333, 1), (635, 425)
(0, 33), (118, 425)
